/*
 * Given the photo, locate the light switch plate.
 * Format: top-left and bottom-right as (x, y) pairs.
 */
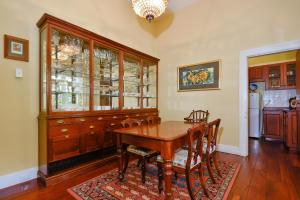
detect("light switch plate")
(16, 68), (23, 78)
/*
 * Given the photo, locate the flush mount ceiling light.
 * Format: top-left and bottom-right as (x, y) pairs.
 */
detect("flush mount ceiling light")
(131, 0), (168, 22)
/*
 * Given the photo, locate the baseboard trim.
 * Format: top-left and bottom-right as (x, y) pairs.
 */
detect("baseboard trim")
(0, 167), (38, 190)
(216, 144), (242, 156)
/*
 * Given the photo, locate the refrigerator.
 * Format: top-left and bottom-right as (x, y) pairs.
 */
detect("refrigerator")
(249, 93), (261, 138)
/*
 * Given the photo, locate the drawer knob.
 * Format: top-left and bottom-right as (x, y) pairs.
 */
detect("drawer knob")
(110, 123), (116, 126)
(136, 114), (140, 117)
(79, 118), (86, 122)
(97, 117), (103, 121)
(112, 116), (118, 119)
(89, 125), (95, 129)
(125, 115), (129, 118)
(57, 120), (64, 124)
(64, 134), (70, 138)
(90, 131), (95, 135)
(61, 128), (68, 133)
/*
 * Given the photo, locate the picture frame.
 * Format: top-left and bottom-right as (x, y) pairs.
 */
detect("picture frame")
(4, 34), (29, 62)
(177, 60), (221, 91)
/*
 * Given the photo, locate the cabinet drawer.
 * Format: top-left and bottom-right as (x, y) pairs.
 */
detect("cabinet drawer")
(49, 125), (79, 138)
(74, 117), (95, 123)
(49, 134), (80, 162)
(83, 132), (104, 153)
(80, 123), (103, 134)
(48, 118), (73, 126)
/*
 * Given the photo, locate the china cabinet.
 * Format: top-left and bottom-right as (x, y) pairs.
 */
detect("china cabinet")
(37, 14), (159, 185)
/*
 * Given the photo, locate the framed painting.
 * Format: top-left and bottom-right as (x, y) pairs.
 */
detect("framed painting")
(4, 34), (29, 62)
(177, 60), (221, 91)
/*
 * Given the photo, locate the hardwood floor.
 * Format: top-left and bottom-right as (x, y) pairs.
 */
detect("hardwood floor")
(0, 139), (299, 200)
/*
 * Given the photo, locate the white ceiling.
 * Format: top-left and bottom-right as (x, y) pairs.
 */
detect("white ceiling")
(167, 0), (200, 11)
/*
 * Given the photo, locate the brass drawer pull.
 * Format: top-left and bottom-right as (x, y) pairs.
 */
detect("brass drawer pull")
(90, 131), (95, 135)
(61, 128), (68, 133)
(136, 114), (140, 117)
(57, 120), (64, 124)
(112, 116), (118, 119)
(89, 125), (95, 129)
(97, 117), (103, 121)
(64, 134), (70, 139)
(125, 115), (129, 118)
(79, 118), (86, 122)
(110, 123), (116, 126)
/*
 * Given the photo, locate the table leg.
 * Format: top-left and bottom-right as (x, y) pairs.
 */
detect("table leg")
(117, 134), (124, 181)
(163, 160), (173, 199)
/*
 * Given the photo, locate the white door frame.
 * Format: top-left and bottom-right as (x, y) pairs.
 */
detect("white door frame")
(239, 39), (300, 157)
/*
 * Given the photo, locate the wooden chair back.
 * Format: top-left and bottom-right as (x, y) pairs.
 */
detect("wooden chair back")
(146, 116), (161, 125)
(206, 119), (221, 154)
(184, 110), (209, 123)
(185, 122), (208, 170)
(121, 118), (141, 128)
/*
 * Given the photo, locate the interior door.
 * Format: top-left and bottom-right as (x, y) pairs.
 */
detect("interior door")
(296, 50), (300, 152)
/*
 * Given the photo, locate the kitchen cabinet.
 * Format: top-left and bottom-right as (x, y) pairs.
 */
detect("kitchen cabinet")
(263, 109), (283, 140)
(249, 66), (265, 82)
(37, 14), (159, 185)
(283, 110), (297, 151)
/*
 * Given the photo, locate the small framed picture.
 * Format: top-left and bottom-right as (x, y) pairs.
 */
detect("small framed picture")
(4, 34), (29, 62)
(178, 60), (221, 91)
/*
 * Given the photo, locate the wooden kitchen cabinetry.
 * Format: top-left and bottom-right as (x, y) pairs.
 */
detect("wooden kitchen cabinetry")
(283, 110), (297, 151)
(249, 66), (265, 82)
(37, 14), (159, 185)
(263, 109), (283, 140)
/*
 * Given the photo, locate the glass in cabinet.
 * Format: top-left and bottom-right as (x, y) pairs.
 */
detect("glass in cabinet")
(93, 44), (119, 110)
(123, 55), (141, 109)
(51, 29), (90, 112)
(143, 61), (157, 108)
(268, 65), (281, 88)
(285, 63), (296, 87)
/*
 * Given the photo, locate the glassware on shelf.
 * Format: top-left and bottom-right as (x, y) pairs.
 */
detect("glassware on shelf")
(51, 29), (90, 112)
(142, 61), (157, 108)
(93, 44), (120, 110)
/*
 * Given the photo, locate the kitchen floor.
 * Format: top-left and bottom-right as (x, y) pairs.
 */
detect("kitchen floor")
(1, 139), (300, 200)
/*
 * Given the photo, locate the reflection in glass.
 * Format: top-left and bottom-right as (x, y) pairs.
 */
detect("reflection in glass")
(123, 56), (141, 109)
(93, 44), (119, 110)
(143, 61), (157, 108)
(51, 29), (90, 112)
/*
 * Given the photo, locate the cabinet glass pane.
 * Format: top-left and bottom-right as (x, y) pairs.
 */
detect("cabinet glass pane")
(143, 61), (157, 108)
(41, 28), (47, 112)
(123, 56), (141, 109)
(286, 63), (296, 86)
(51, 29), (90, 112)
(268, 66), (281, 88)
(93, 44), (119, 110)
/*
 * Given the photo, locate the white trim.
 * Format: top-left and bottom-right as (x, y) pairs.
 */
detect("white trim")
(0, 167), (38, 190)
(239, 39), (300, 157)
(216, 144), (241, 155)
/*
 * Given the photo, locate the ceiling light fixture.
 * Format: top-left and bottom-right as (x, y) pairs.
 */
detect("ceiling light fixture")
(131, 0), (168, 22)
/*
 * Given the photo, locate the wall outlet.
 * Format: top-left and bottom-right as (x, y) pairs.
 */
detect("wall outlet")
(16, 68), (23, 78)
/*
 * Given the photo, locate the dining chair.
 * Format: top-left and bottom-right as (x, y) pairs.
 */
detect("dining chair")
(157, 122), (209, 198)
(184, 109), (209, 123)
(121, 118), (160, 183)
(203, 118), (222, 183)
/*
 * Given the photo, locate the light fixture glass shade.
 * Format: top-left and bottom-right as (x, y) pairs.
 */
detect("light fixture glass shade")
(131, 0), (168, 22)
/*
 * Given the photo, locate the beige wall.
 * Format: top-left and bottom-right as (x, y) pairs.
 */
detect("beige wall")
(0, 0), (155, 176)
(155, 0), (300, 147)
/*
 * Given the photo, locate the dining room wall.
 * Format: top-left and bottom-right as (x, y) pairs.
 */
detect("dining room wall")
(0, 0), (156, 177)
(155, 0), (300, 148)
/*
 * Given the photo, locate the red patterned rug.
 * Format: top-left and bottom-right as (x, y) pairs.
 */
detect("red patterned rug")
(68, 160), (240, 200)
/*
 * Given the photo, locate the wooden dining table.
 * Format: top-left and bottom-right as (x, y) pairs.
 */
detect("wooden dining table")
(113, 121), (197, 200)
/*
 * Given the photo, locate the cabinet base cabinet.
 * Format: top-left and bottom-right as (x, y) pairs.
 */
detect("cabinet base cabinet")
(38, 111), (158, 184)
(263, 110), (283, 140)
(283, 111), (297, 151)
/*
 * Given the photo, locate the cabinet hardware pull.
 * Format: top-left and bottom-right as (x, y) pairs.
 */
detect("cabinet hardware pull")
(97, 117), (103, 120)
(136, 114), (140, 116)
(64, 134), (70, 138)
(110, 123), (116, 126)
(125, 115), (129, 118)
(79, 118), (86, 122)
(57, 120), (64, 124)
(90, 131), (95, 135)
(89, 125), (95, 129)
(112, 116), (118, 119)
(61, 128), (68, 133)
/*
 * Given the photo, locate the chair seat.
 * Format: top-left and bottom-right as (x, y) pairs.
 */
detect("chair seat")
(157, 149), (201, 168)
(127, 145), (158, 157)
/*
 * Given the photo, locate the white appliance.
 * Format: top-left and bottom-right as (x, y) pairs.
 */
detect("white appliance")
(249, 93), (261, 138)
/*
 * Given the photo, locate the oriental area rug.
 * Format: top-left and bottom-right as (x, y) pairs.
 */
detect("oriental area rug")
(68, 161), (240, 200)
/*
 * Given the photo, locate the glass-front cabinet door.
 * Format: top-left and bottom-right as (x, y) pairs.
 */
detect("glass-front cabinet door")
(142, 60), (157, 108)
(123, 55), (142, 109)
(267, 65), (281, 89)
(51, 29), (90, 112)
(285, 62), (296, 87)
(93, 44), (119, 110)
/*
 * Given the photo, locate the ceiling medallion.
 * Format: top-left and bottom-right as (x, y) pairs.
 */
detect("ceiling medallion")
(131, 0), (168, 22)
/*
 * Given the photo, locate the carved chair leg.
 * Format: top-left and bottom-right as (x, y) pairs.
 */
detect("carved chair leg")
(185, 170), (195, 200)
(157, 163), (163, 194)
(141, 158), (146, 183)
(206, 154), (216, 184)
(198, 163), (209, 197)
(212, 154), (222, 177)
(122, 151), (129, 176)
(137, 158), (142, 167)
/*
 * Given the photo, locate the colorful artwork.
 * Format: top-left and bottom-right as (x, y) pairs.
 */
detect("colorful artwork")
(4, 34), (29, 62)
(178, 60), (220, 91)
